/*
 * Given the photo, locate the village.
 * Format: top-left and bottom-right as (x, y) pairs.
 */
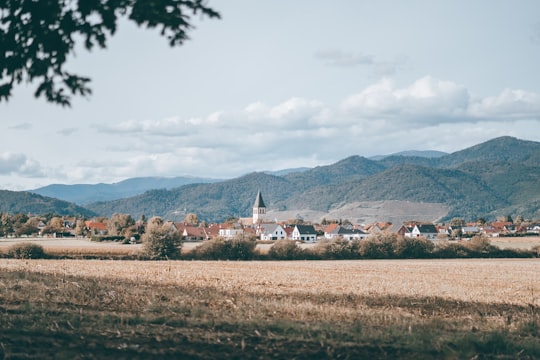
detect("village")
(4, 191), (539, 244)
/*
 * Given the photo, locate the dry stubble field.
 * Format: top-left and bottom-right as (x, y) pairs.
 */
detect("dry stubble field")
(0, 258), (539, 359)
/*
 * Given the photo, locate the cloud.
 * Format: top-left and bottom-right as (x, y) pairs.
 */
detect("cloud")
(314, 49), (374, 67)
(73, 76), (540, 182)
(469, 89), (540, 120)
(0, 152), (45, 177)
(9, 122), (33, 130)
(57, 127), (79, 136)
(341, 76), (540, 125)
(94, 114), (219, 136)
(315, 49), (409, 77)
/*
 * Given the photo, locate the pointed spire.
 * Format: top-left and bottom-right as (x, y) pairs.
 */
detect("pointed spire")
(253, 190), (266, 208)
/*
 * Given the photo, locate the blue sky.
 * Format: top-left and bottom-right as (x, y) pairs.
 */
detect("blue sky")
(1, 1), (540, 190)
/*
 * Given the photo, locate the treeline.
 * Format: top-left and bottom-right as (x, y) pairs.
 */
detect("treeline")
(4, 233), (538, 261)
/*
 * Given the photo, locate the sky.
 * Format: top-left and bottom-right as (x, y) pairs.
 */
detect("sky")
(1, 0), (540, 190)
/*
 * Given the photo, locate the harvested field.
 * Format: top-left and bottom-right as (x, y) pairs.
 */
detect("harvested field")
(0, 259), (538, 359)
(491, 236), (540, 250)
(1, 259), (538, 305)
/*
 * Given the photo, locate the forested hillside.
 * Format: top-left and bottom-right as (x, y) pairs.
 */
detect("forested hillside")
(0, 190), (96, 217)
(30, 176), (221, 205)
(4, 136), (540, 222)
(86, 136), (540, 222)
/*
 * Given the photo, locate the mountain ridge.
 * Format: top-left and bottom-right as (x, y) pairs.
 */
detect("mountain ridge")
(4, 136), (540, 222)
(85, 136), (540, 222)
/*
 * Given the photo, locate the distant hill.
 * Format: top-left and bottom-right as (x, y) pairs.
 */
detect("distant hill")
(87, 172), (297, 221)
(30, 176), (221, 205)
(0, 190), (96, 217)
(370, 150), (448, 161)
(437, 136), (540, 168)
(264, 167), (310, 176)
(85, 136), (540, 222)
(279, 164), (509, 220)
(6, 136), (540, 222)
(283, 156), (386, 190)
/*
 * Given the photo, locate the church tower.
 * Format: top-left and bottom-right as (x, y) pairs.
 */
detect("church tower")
(253, 190), (266, 224)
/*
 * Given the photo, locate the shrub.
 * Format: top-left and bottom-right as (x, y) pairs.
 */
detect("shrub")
(532, 245), (540, 257)
(268, 240), (303, 260)
(466, 234), (493, 253)
(192, 237), (257, 260)
(91, 235), (125, 242)
(7, 242), (46, 259)
(359, 233), (396, 259)
(433, 242), (472, 258)
(393, 236), (434, 259)
(310, 238), (360, 259)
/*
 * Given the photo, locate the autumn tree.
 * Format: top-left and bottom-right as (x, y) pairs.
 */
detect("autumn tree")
(0, 213), (13, 237)
(0, 0), (220, 106)
(142, 216), (182, 259)
(107, 213), (135, 237)
(75, 219), (87, 237)
(183, 213), (199, 225)
(41, 217), (65, 235)
(449, 217), (465, 227)
(15, 217), (40, 237)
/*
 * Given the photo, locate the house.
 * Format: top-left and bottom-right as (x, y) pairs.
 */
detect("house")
(283, 225), (295, 239)
(527, 224), (540, 234)
(205, 224), (221, 239)
(84, 221), (107, 235)
(174, 223), (209, 241)
(323, 223), (339, 239)
(291, 225), (317, 242)
(325, 225), (369, 241)
(257, 223), (286, 241)
(364, 222), (392, 234)
(218, 223), (244, 239)
(394, 224), (414, 237)
(461, 226), (481, 236)
(409, 224), (438, 240)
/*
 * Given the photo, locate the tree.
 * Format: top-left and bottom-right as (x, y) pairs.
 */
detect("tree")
(107, 213), (135, 237)
(75, 219), (87, 237)
(142, 216), (182, 259)
(183, 213), (199, 225)
(41, 216), (64, 235)
(15, 218), (40, 237)
(0, 0), (220, 106)
(449, 217), (465, 227)
(475, 218), (487, 226)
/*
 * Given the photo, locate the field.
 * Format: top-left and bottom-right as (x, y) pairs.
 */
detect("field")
(0, 258), (539, 359)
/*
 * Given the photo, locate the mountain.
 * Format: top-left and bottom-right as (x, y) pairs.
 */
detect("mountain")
(7, 136), (540, 222)
(370, 150), (448, 160)
(86, 172), (298, 221)
(85, 136), (540, 222)
(264, 167), (310, 176)
(0, 190), (96, 217)
(279, 164), (509, 220)
(30, 176), (221, 205)
(437, 136), (540, 168)
(283, 156), (386, 190)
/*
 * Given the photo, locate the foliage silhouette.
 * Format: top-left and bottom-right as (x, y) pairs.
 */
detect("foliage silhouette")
(0, 0), (220, 106)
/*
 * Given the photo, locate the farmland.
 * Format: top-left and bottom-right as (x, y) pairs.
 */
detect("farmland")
(1, 235), (540, 258)
(0, 258), (539, 358)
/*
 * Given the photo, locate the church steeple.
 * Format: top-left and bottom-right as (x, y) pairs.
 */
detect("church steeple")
(253, 190), (266, 224)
